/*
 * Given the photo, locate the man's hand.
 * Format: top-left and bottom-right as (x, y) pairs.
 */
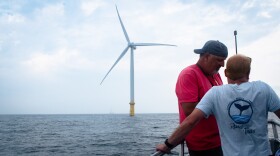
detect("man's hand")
(156, 144), (171, 153)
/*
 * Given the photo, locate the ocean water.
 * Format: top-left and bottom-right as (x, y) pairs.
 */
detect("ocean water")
(0, 114), (182, 156)
(0, 113), (279, 156)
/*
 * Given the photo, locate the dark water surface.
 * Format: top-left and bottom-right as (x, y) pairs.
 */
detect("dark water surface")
(1, 113), (279, 156)
(0, 114), (182, 156)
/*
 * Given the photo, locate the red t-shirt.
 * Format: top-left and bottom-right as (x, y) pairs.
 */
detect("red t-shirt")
(175, 64), (222, 150)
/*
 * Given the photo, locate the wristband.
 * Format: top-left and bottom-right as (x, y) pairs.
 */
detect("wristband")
(164, 139), (174, 149)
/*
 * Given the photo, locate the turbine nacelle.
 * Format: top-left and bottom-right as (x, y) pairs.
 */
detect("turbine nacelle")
(129, 42), (137, 50)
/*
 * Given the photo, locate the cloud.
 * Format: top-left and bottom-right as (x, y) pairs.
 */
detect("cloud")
(21, 48), (95, 77)
(80, 0), (105, 16)
(2, 13), (25, 23)
(257, 11), (271, 18)
(240, 25), (280, 90)
(242, 0), (257, 9)
(37, 2), (65, 18)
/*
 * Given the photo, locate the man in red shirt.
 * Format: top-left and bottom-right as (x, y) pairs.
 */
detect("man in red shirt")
(175, 40), (228, 156)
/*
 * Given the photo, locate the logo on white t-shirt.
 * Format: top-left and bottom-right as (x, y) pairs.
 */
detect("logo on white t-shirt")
(228, 98), (253, 124)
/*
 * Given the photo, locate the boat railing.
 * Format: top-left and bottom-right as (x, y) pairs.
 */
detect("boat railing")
(150, 151), (164, 156)
(151, 119), (280, 156)
(268, 119), (280, 155)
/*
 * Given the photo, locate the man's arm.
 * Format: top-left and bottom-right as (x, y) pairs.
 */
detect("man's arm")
(156, 108), (205, 153)
(181, 102), (198, 116)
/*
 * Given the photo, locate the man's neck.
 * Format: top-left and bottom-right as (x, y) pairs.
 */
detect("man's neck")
(196, 63), (208, 75)
(228, 77), (249, 85)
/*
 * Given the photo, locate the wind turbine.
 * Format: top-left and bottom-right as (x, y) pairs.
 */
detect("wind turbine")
(100, 5), (176, 116)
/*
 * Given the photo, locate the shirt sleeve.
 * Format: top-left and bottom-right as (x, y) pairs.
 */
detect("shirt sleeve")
(264, 82), (280, 112)
(176, 69), (199, 104)
(195, 87), (216, 118)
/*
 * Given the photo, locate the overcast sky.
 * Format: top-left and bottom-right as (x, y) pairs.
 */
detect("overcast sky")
(0, 0), (279, 114)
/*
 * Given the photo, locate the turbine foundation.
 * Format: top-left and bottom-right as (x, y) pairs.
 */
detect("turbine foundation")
(129, 101), (135, 116)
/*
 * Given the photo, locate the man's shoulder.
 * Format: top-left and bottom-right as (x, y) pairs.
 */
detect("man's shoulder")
(181, 64), (200, 74)
(250, 80), (269, 87)
(252, 81), (274, 92)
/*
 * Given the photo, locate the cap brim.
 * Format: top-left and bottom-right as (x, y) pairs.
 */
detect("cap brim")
(194, 49), (203, 54)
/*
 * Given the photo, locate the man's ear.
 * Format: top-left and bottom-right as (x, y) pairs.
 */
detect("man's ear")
(224, 69), (228, 78)
(203, 53), (210, 61)
(246, 72), (250, 80)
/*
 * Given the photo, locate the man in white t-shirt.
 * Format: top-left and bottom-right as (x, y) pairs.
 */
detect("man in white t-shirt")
(156, 54), (280, 156)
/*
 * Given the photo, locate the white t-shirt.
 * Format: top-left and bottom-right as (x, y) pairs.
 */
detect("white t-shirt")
(196, 81), (280, 156)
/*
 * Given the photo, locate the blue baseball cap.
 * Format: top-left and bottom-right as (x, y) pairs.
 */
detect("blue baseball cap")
(194, 40), (228, 58)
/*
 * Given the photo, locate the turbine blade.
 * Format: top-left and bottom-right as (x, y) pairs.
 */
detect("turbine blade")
(100, 46), (130, 85)
(115, 5), (130, 43)
(133, 43), (177, 47)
